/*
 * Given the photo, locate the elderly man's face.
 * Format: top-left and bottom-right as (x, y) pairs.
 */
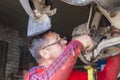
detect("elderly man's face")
(43, 32), (67, 58)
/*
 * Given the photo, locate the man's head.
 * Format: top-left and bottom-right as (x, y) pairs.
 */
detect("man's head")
(29, 32), (67, 64)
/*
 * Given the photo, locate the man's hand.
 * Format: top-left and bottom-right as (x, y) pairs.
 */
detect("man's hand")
(73, 35), (95, 51)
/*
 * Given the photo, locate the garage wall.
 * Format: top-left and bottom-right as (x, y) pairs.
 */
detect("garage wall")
(0, 24), (29, 80)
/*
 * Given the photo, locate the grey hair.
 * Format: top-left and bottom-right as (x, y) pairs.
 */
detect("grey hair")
(29, 37), (45, 63)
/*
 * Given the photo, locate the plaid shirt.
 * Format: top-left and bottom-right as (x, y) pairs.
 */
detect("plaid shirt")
(24, 40), (83, 80)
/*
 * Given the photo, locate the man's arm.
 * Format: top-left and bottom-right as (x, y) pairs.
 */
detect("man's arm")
(46, 40), (83, 80)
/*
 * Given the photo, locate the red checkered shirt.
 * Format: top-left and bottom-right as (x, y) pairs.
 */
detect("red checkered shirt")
(23, 40), (83, 80)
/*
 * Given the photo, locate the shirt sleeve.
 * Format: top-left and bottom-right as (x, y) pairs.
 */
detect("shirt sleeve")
(24, 40), (83, 80)
(98, 54), (120, 80)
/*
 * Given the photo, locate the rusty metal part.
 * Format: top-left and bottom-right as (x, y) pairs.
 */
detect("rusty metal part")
(72, 22), (120, 64)
(93, 46), (120, 62)
(97, 5), (120, 29)
(19, 0), (56, 19)
(95, 0), (120, 13)
(79, 37), (120, 64)
(93, 37), (120, 58)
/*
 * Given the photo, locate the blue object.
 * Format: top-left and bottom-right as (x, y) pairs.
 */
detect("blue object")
(97, 59), (107, 71)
